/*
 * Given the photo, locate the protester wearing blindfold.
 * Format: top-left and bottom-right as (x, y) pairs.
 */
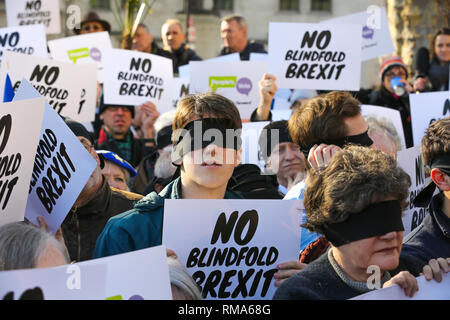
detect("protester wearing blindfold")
(93, 93), (244, 259)
(401, 117), (450, 279)
(274, 146), (448, 300)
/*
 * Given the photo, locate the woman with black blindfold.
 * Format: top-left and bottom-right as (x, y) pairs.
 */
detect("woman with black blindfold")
(274, 146), (448, 300)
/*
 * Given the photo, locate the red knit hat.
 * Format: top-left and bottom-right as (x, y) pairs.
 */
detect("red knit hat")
(378, 56), (408, 81)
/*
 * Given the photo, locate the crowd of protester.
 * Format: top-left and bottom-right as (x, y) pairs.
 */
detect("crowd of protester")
(0, 10), (449, 301)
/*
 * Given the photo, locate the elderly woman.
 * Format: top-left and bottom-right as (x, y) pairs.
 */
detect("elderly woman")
(97, 150), (137, 191)
(274, 146), (425, 300)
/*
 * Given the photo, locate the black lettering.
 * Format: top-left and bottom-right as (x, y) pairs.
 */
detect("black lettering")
(234, 210), (258, 245)
(218, 270), (235, 299)
(301, 31), (318, 49)
(0, 114), (12, 155)
(231, 269), (255, 298)
(36, 186), (52, 213)
(202, 270), (221, 298)
(210, 211), (239, 244)
(186, 247), (200, 267)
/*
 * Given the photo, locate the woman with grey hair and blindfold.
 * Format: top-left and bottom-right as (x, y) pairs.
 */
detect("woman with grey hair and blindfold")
(274, 146), (448, 300)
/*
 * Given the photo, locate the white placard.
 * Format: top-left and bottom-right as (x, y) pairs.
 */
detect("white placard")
(0, 98), (45, 227)
(272, 109), (293, 121)
(47, 31), (112, 82)
(249, 53), (269, 61)
(409, 91), (450, 146)
(79, 246), (172, 300)
(5, 0), (61, 35)
(102, 48), (173, 114)
(190, 60), (267, 120)
(268, 22), (362, 91)
(13, 79), (97, 234)
(397, 145), (431, 236)
(352, 274), (450, 300)
(322, 7), (395, 61)
(0, 264), (107, 300)
(172, 77), (190, 109)
(240, 121), (270, 169)
(361, 104), (406, 149)
(163, 199), (302, 300)
(178, 53), (240, 79)
(0, 25), (47, 63)
(0, 51), (97, 122)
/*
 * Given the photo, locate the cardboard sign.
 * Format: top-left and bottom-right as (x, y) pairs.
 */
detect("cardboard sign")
(268, 22), (361, 90)
(249, 53), (269, 61)
(322, 7), (395, 61)
(397, 145), (431, 236)
(409, 91), (450, 146)
(47, 31), (112, 82)
(189, 61), (267, 120)
(0, 25), (47, 63)
(163, 199), (302, 300)
(352, 274), (450, 300)
(0, 51), (97, 122)
(0, 264), (106, 300)
(172, 77), (190, 109)
(5, 0), (61, 35)
(79, 246), (172, 300)
(0, 98), (45, 227)
(361, 104), (406, 150)
(13, 79), (97, 234)
(240, 121), (270, 170)
(178, 53), (240, 79)
(102, 48), (173, 114)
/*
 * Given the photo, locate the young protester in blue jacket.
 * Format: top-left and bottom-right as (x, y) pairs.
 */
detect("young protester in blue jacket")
(93, 93), (243, 258)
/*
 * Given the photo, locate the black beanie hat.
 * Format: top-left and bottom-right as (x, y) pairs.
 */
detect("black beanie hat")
(63, 116), (94, 145)
(258, 120), (293, 162)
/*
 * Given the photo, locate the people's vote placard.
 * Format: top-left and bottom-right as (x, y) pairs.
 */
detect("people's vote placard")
(163, 199), (302, 300)
(322, 7), (395, 61)
(268, 22), (361, 91)
(5, 0), (61, 35)
(189, 60), (267, 120)
(0, 98), (45, 227)
(13, 79), (97, 234)
(48, 31), (112, 82)
(0, 50), (97, 123)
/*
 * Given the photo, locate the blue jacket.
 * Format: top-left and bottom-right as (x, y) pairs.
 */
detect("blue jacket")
(400, 193), (450, 275)
(93, 177), (242, 259)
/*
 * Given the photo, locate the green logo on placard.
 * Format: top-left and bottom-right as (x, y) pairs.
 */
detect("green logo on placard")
(209, 76), (237, 92)
(67, 48), (90, 63)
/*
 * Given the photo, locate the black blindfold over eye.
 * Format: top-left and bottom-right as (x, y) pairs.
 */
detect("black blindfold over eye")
(322, 200), (404, 247)
(171, 118), (242, 166)
(299, 130), (373, 161)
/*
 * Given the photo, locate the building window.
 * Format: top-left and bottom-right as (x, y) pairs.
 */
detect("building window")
(311, 0), (331, 11)
(279, 0), (300, 11)
(215, 0), (233, 11)
(92, 0), (111, 10)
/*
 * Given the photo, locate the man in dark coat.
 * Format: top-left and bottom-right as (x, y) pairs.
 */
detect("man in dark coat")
(161, 19), (202, 75)
(219, 14), (266, 61)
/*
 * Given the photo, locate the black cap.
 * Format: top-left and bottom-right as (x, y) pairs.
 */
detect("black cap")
(258, 120), (293, 162)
